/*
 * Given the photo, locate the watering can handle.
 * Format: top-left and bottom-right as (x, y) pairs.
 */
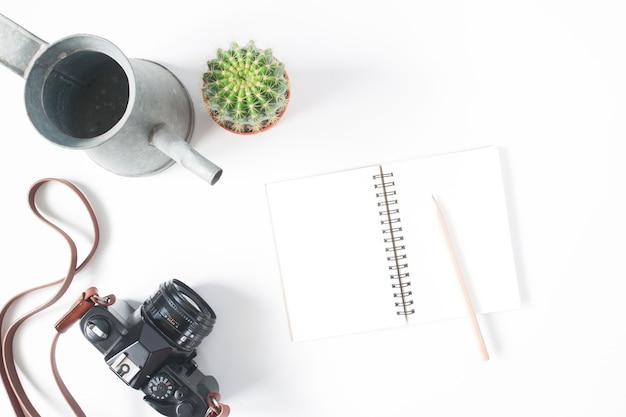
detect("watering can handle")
(0, 13), (48, 78)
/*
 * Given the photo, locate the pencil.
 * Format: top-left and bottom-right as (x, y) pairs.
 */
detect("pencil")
(432, 194), (490, 361)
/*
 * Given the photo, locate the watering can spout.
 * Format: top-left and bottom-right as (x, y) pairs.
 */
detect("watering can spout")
(0, 13), (47, 78)
(151, 124), (223, 185)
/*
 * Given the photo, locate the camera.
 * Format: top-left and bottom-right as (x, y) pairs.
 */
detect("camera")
(80, 279), (220, 417)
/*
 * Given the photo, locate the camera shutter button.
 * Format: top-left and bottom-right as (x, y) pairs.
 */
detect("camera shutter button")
(175, 401), (193, 417)
(174, 388), (187, 400)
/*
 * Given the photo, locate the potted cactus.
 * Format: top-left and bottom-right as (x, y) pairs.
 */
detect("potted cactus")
(201, 41), (290, 134)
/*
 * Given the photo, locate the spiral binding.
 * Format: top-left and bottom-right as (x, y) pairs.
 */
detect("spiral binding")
(373, 168), (415, 316)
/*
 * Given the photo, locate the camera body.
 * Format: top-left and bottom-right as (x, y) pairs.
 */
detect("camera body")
(80, 280), (219, 417)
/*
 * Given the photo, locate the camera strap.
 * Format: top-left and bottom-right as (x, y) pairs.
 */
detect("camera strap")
(51, 288), (116, 416)
(0, 178), (230, 417)
(1, 178), (101, 417)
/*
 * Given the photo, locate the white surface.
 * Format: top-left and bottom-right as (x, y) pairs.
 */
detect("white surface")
(0, 1), (624, 416)
(267, 147), (520, 341)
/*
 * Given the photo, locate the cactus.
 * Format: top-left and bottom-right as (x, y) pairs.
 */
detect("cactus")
(201, 41), (290, 134)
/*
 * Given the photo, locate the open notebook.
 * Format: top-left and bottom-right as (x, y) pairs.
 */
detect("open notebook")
(266, 147), (520, 342)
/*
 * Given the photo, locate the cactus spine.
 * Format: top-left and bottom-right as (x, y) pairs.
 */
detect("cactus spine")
(201, 41), (289, 134)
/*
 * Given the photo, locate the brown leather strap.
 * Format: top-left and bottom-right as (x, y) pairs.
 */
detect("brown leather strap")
(51, 288), (115, 416)
(50, 332), (85, 417)
(206, 392), (231, 417)
(54, 287), (116, 334)
(0, 178), (100, 417)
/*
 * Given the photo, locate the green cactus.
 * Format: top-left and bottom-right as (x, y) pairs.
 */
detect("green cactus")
(201, 41), (290, 134)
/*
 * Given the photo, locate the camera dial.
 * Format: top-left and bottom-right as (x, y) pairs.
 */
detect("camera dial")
(84, 316), (110, 341)
(147, 375), (174, 400)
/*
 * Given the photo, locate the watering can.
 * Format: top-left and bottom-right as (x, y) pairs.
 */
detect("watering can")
(0, 13), (222, 185)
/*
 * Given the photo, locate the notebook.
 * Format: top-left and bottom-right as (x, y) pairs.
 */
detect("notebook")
(265, 147), (520, 342)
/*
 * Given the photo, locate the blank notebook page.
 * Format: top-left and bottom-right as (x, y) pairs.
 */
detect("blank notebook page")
(266, 147), (520, 342)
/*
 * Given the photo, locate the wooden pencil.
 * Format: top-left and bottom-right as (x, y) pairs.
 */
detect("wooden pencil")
(432, 194), (490, 361)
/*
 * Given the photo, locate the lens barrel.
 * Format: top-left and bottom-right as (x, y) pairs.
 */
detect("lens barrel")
(142, 279), (216, 350)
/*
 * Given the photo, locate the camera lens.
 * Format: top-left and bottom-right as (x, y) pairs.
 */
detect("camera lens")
(142, 279), (216, 350)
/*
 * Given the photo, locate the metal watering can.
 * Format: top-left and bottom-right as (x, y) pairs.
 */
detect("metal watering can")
(0, 14), (222, 185)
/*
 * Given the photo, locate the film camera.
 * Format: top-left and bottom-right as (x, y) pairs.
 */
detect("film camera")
(80, 279), (220, 417)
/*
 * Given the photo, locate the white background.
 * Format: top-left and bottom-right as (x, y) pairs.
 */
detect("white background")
(0, 1), (625, 416)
